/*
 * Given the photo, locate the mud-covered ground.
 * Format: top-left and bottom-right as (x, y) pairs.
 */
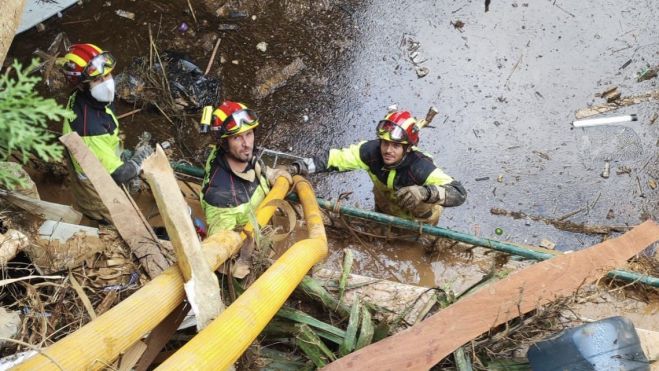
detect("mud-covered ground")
(7, 0), (659, 288)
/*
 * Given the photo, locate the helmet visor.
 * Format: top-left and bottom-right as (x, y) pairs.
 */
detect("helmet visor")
(377, 120), (408, 142)
(82, 52), (116, 81)
(222, 109), (259, 135)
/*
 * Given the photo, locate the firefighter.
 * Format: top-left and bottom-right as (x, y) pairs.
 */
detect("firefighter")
(58, 43), (152, 222)
(200, 101), (291, 235)
(288, 110), (466, 225)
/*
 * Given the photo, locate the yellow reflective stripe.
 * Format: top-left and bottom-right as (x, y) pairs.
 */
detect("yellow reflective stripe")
(213, 108), (228, 122)
(386, 169), (396, 189)
(425, 168), (453, 186)
(65, 52), (87, 68)
(400, 117), (416, 130)
(326, 141), (369, 171)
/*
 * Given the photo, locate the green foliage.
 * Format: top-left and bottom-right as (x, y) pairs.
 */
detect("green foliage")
(0, 58), (73, 189)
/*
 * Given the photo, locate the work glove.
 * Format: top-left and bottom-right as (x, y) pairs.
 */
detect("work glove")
(266, 166), (293, 186)
(130, 145), (154, 168)
(395, 185), (430, 210)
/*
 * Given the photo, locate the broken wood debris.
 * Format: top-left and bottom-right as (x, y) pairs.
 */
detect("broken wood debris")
(575, 89), (659, 119)
(142, 145), (222, 330)
(490, 206), (630, 235)
(322, 221), (659, 370)
(59, 132), (172, 279)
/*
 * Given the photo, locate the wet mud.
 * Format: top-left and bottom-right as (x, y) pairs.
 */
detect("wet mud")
(6, 0), (659, 288)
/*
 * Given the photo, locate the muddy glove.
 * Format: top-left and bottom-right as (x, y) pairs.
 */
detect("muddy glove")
(395, 185), (430, 210)
(424, 185), (447, 205)
(266, 166), (293, 186)
(130, 145), (154, 168)
(289, 158), (315, 176)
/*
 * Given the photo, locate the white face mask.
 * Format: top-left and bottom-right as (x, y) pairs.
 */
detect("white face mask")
(90, 77), (115, 102)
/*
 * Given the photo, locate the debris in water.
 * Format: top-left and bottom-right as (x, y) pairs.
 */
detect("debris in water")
(597, 86), (621, 103)
(649, 113), (658, 125)
(115, 10), (135, 20)
(619, 59), (632, 70)
(475, 176), (490, 181)
(485, 0), (491, 12)
(606, 209), (615, 220)
(532, 150), (550, 161)
(451, 20), (465, 30)
(637, 65), (658, 82)
(218, 23), (239, 31)
(573, 114), (637, 127)
(539, 239), (556, 250)
(495, 228), (503, 235)
(497, 175), (504, 182)
(229, 10), (249, 19)
(256, 42), (268, 52)
(253, 58), (306, 99)
(600, 160), (610, 178)
(615, 166), (631, 175)
(415, 66), (429, 78)
(649, 179), (657, 190)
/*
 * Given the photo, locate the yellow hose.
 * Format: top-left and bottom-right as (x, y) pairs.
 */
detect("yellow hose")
(14, 177), (291, 371)
(156, 176), (327, 370)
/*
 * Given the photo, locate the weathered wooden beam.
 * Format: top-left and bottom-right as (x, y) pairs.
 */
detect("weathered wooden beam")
(1, 189), (82, 224)
(322, 220), (659, 371)
(59, 133), (170, 279)
(141, 145), (222, 330)
(0, 0), (25, 65)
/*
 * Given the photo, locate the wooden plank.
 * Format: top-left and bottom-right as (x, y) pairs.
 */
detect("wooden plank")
(59, 133), (170, 279)
(0, 189), (82, 224)
(322, 220), (659, 371)
(134, 302), (190, 371)
(141, 145), (222, 330)
(0, 0), (25, 64)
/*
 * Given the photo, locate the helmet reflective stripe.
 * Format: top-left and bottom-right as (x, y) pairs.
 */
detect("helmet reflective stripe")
(377, 111), (420, 145)
(59, 43), (110, 85)
(211, 101), (258, 138)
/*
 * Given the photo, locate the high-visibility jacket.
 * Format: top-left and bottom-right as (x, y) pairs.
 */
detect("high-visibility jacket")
(312, 139), (466, 220)
(201, 147), (270, 235)
(62, 91), (123, 177)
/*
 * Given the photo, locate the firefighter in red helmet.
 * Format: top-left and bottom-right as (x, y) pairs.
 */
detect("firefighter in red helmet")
(57, 43), (152, 222)
(199, 101), (291, 235)
(288, 109), (466, 225)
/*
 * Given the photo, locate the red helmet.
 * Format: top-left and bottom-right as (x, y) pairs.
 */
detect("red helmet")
(376, 111), (419, 146)
(57, 43), (116, 85)
(200, 101), (260, 138)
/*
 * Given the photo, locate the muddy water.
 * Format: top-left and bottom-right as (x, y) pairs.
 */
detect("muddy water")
(7, 0), (658, 288)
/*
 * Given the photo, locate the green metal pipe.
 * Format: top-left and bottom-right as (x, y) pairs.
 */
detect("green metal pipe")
(287, 194), (659, 288)
(168, 164), (659, 288)
(171, 162), (205, 178)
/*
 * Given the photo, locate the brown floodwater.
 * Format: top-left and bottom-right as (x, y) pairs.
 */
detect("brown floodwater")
(6, 0), (658, 290)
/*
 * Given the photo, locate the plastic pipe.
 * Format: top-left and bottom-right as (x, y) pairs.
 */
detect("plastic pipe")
(15, 177), (291, 371)
(573, 114), (637, 127)
(157, 176), (327, 370)
(287, 195), (659, 288)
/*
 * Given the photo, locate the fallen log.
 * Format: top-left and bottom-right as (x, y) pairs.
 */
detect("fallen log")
(322, 220), (659, 371)
(142, 145), (222, 330)
(60, 133), (170, 279)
